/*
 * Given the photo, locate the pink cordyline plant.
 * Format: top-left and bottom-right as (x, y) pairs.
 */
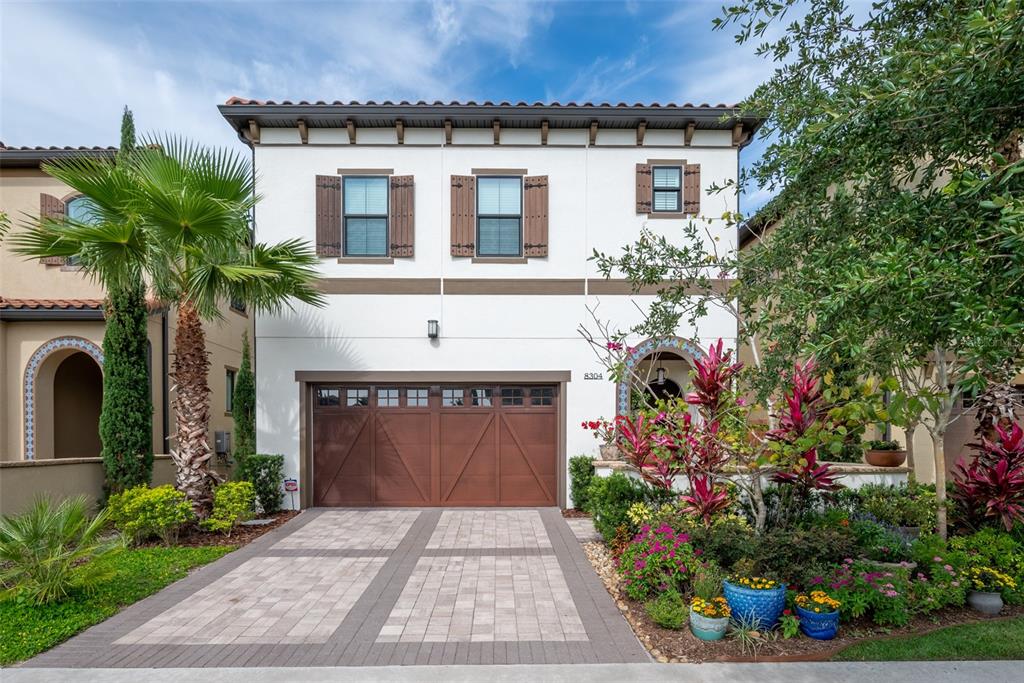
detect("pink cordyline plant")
(679, 474), (731, 525)
(616, 413), (681, 490)
(953, 423), (1024, 531)
(767, 359), (841, 492)
(685, 338), (743, 421)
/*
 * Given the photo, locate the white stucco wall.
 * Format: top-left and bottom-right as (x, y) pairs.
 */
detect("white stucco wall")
(250, 130), (742, 507)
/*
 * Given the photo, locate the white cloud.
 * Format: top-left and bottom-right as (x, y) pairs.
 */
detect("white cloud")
(0, 1), (551, 148)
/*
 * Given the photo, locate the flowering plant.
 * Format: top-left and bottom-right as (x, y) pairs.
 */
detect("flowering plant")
(582, 418), (617, 446)
(825, 558), (911, 626)
(779, 609), (801, 638)
(616, 522), (697, 600)
(691, 596), (730, 619)
(795, 590), (841, 614)
(729, 575), (779, 591)
(966, 566), (1018, 593)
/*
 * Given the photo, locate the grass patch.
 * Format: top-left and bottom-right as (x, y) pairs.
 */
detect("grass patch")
(0, 545), (232, 665)
(834, 616), (1024, 661)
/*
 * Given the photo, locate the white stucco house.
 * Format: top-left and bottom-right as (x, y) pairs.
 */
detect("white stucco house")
(217, 100), (761, 509)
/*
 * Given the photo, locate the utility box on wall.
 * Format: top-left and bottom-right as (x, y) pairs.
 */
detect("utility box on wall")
(214, 431), (232, 456)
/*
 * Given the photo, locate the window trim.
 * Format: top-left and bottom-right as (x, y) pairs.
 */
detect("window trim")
(476, 175), (523, 258)
(342, 175), (390, 258)
(650, 165), (682, 213)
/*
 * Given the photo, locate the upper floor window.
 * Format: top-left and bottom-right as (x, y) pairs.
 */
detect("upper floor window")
(343, 176), (388, 256)
(225, 368), (236, 413)
(652, 166), (681, 212)
(477, 176), (521, 257)
(64, 196), (96, 266)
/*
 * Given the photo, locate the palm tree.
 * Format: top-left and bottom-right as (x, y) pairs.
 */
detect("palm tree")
(11, 137), (324, 514)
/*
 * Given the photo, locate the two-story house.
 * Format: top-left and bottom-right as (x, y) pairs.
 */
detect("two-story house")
(0, 144), (251, 513)
(217, 100), (761, 509)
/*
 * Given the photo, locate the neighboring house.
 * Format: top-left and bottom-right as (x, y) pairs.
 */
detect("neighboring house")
(737, 208), (1024, 482)
(0, 144), (251, 512)
(217, 99), (761, 509)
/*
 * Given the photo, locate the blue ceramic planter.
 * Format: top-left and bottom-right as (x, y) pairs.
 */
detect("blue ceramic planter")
(689, 608), (729, 641)
(796, 604), (839, 640)
(723, 580), (787, 630)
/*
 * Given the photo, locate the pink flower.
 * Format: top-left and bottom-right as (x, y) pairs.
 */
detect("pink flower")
(933, 556), (942, 563)
(944, 564), (953, 572)
(737, 397), (747, 406)
(952, 581), (960, 587)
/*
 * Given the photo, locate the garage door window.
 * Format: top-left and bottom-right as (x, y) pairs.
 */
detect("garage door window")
(407, 388), (429, 407)
(317, 387), (340, 406)
(346, 388), (369, 406)
(470, 388), (493, 407)
(377, 388), (400, 407)
(501, 387), (524, 406)
(530, 387), (555, 406)
(442, 388), (464, 407)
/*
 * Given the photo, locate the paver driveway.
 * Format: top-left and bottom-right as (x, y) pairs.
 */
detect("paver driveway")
(21, 508), (647, 668)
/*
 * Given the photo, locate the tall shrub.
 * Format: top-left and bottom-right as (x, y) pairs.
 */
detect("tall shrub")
(99, 277), (153, 493)
(238, 454), (285, 514)
(233, 331), (256, 460)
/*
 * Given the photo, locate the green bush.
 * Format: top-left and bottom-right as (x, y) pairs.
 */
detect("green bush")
(857, 482), (937, 530)
(107, 486), (193, 545)
(233, 331), (256, 460)
(569, 456), (595, 511)
(237, 454), (285, 514)
(200, 482), (255, 535)
(645, 589), (688, 629)
(0, 496), (122, 604)
(677, 514), (757, 573)
(587, 473), (668, 543)
(949, 528), (1024, 604)
(99, 279), (153, 494)
(691, 561), (725, 600)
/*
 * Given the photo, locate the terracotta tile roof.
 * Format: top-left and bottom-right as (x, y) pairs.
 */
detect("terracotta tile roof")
(0, 143), (118, 152)
(0, 298), (104, 310)
(223, 97), (740, 108)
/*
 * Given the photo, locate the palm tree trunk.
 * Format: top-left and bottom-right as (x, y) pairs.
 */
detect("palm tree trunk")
(169, 300), (219, 516)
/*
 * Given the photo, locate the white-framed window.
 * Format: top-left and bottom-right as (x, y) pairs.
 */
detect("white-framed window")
(343, 176), (388, 256)
(652, 166), (682, 212)
(477, 176), (522, 256)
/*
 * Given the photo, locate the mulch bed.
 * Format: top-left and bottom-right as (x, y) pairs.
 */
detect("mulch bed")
(583, 540), (1024, 662)
(562, 508), (590, 518)
(140, 510), (299, 549)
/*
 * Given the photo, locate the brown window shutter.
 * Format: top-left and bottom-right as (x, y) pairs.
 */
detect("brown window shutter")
(450, 175), (476, 256)
(684, 163), (701, 215)
(39, 193), (67, 264)
(523, 175), (549, 257)
(389, 175), (414, 257)
(635, 163), (651, 214)
(314, 175), (341, 256)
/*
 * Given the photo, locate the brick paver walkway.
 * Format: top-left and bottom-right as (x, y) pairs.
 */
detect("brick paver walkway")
(21, 508), (647, 668)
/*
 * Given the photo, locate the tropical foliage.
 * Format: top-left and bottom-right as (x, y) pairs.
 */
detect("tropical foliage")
(0, 497), (122, 605)
(11, 137), (325, 515)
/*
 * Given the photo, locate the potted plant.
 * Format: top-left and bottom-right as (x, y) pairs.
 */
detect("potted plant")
(723, 574), (787, 629)
(689, 596), (731, 641)
(583, 418), (620, 460)
(794, 591), (841, 640)
(965, 566), (1016, 615)
(864, 439), (907, 467)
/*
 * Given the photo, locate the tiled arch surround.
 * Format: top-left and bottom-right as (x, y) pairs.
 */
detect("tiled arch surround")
(615, 336), (705, 417)
(23, 336), (104, 460)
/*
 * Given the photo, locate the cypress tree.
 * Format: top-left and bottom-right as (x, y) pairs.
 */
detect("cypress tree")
(99, 278), (153, 492)
(233, 331), (256, 460)
(99, 106), (153, 493)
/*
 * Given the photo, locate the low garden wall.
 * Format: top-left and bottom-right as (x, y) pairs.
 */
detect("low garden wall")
(591, 459), (909, 490)
(0, 456), (180, 516)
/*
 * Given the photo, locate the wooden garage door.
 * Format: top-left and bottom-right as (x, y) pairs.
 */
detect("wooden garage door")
(312, 384), (558, 507)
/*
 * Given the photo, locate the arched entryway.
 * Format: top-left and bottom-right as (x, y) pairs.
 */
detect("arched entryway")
(616, 337), (705, 415)
(52, 352), (104, 458)
(23, 336), (104, 460)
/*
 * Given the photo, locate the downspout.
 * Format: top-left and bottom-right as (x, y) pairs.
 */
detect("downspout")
(161, 310), (169, 453)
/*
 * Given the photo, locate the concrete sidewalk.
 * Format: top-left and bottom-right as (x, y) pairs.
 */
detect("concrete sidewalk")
(2, 661), (1019, 682)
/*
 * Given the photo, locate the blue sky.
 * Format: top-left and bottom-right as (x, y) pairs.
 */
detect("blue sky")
(1, 0), (779, 212)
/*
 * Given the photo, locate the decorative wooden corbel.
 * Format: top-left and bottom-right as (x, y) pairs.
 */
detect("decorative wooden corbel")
(685, 122), (695, 147)
(297, 118), (308, 144)
(444, 119), (453, 145)
(589, 120), (598, 146)
(346, 119), (356, 144)
(247, 119), (260, 144)
(541, 120), (549, 146)
(732, 123), (748, 147)
(493, 119), (501, 145)
(395, 119), (405, 145)
(636, 120), (646, 146)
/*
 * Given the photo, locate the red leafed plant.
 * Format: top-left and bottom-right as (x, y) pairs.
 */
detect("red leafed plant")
(767, 359), (841, 493)
(686, 338), (743, 420)
(679, 474), (731, 525)
(616, 412), (682, 490)
(952, 423), (1024, 531)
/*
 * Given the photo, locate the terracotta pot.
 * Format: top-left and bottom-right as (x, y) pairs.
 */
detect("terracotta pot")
(865, 449), (907, 467)
(599, 444), (621, 461)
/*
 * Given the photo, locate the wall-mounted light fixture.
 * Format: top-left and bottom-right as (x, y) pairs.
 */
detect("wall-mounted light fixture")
(655, 366), (667, 385)
(427, 319), (439, 339)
